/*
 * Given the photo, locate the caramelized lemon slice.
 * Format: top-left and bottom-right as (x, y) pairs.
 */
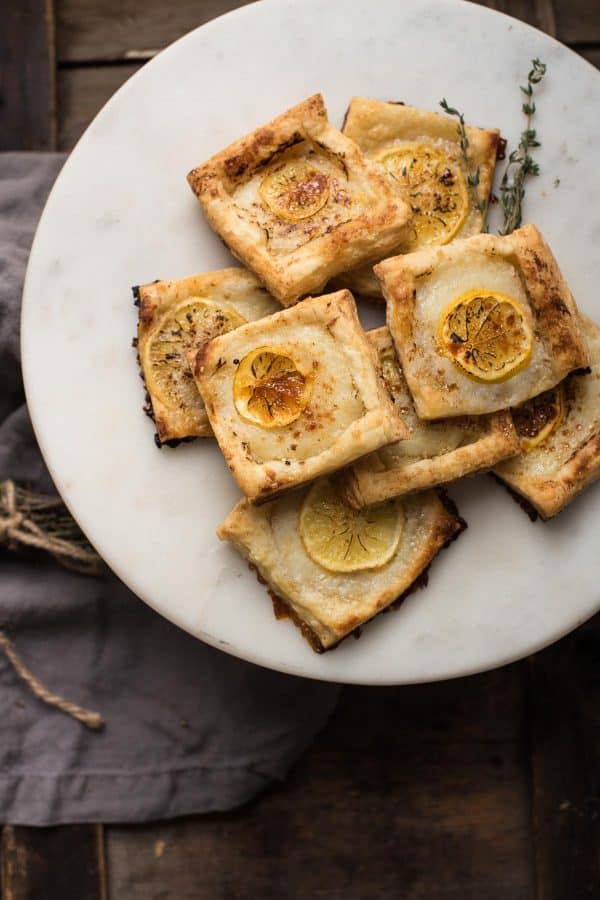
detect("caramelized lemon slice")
(374, 143), (468, 247)
(145, 298), (246, 410)
(259, 161), (330, 222)
(299, 479), (404, 573)
(438, 290), (533, 383)
(233, 347), (313, 428)
(512, 384), (565, 452)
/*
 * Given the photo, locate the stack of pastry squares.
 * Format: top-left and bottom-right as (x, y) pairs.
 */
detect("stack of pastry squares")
(187, 94), (413, 307)
(333, 96), (501, 299)
(134, 92), (600, 653)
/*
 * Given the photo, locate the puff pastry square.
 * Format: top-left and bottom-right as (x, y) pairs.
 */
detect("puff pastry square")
(334, 97), (501, 300)
(187, 94), (412, 307)
(191, 290), (408, 502)
(136, 268), (280, 444)
(217, 482), (465, 651)
(342, 327), (520, 507)
(378, 225), (589, 419)
(493, 315), (600, 519)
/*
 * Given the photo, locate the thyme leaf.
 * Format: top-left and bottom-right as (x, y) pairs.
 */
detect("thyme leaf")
(498, 58), (547, 235)
(439, 98), (484, 213)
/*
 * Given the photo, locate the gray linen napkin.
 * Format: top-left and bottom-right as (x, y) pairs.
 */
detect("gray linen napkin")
(0, 153), (339, 826)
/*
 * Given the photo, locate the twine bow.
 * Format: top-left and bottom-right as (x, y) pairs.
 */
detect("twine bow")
(1, 480), (105, 730)
(0, 479), (103, 574)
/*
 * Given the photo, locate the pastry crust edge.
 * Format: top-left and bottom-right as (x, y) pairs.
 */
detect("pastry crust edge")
(136, 267), (278, 443)
(192, 290), (408, 503)
(216, 489), (466, 651)
(187, 94), (413, 306)
(334, 97), (501, 300)
(493, 429), (600, 520)
(377, 224), (589, 419)
(343, 414), (519, 507)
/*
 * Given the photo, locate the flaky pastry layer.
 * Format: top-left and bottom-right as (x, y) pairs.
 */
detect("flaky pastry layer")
(217, 486), (465, 650)
(493, 314), (600, 519)
(378, 225), (589, 419)
(191, 290), (408, 502)
(187, 94), (412, 306)
(136, 268), (279, 443)
(342, 327), (520, 507)
(334, 97), (501, 299)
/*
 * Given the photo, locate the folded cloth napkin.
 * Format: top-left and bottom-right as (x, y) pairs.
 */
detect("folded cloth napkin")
(0, 153), (339, 826)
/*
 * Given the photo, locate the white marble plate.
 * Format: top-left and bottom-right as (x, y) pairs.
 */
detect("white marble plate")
(22, 0), (600, 683)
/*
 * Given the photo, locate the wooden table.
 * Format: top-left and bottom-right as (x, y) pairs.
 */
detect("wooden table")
(1, 2), (599, 897)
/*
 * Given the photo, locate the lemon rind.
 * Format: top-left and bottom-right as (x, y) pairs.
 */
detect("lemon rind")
(437, 289), (534, 385)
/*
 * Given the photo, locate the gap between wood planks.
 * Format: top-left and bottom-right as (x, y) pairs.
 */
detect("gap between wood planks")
(1, 824), (107, 900)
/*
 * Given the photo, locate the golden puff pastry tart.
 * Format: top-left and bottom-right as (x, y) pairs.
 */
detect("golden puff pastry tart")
(135, 268), (280, 445)
(187, 94), (412, 307)
(378, 225), (589, 420)
(493, 315), (600, 520)
(333, 97), (501, 300)
(217, 479), (465, 651)
(341, 327), (520, 508)
(190, 290), (408, 503)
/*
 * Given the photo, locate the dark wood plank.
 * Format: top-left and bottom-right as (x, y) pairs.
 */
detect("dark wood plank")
(475, 0), (557, 35)
(1, 824), (106, 900)
(56, 0), (253, 62)
(0, 0), (56, 150)
(57, 63), (142, 150)
(107, 667), (535, 900)
(529, 616), (600, 900)
(579, 47), (600, 70)
(554, 0), (600, 44)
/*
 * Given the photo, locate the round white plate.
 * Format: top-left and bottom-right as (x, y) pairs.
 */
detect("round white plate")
(22, 0), (600, 684)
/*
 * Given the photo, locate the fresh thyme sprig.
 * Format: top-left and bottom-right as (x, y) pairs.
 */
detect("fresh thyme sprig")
(439, 98), (484, 211)
(498, 58), (547, 235)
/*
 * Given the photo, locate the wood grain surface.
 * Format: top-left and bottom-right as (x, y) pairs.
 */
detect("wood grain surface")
(554, 0), (600, 43)
(56, 0), (254, 62)
(1, 825), (106, 900)
(529, 617), (600, 900)
(57, 63), (141, 149)
(107, 668), (536, 900)
(2, 2), (600, 899)
(0, 0), (56, 151)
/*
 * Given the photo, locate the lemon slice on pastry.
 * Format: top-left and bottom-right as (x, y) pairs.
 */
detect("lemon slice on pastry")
(145, 298), (246, 410)
(299, 478), (404, 573)
(233, 347), (313, 428)
(374, 143), (468, 247)
(259, 160), (330, 222)
(438, 289), (533, 383)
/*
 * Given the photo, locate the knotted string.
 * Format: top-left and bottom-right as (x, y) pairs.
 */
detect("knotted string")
(0, 632), (104, 730)
(0, 479), (103, 574)
(1, 479), (105, 730)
